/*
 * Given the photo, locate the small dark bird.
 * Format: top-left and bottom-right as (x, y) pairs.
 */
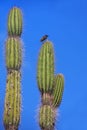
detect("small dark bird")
(40, 35), (48, 42)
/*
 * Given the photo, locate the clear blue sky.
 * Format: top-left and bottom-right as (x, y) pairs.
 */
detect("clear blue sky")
(0, 0), (87, 130)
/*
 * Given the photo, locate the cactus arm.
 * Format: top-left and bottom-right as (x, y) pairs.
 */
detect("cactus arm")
(53, 74), (64, 108)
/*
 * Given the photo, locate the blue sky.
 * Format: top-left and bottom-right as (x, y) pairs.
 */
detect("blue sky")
(0, 0), (87, 130)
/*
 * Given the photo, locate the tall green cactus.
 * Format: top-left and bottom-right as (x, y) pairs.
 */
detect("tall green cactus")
(4, 7), (23, 130)
(37, 40), (64, 130)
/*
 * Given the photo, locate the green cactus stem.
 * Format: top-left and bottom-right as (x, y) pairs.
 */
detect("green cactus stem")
(8, 7), (22, 36)
(37, 41), (54, 94)
(3, 70), (21, 130)
(53, 74), (64, 108)
(6, 37), (22, 70)
(39, 105), (55, 130)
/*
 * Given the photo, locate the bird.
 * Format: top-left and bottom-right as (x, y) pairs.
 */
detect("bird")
(40, 35), (48, 42)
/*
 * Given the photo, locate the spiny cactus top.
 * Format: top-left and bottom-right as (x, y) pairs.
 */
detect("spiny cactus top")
(37, 41), (54, 94)
(8, 7), (22, 36)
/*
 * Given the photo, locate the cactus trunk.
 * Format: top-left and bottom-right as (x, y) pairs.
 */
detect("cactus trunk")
(5, 125), (18, 130)
(4, 70), (21, 130)
(39, 105), (55, 130)
(3, 7), (23, 130)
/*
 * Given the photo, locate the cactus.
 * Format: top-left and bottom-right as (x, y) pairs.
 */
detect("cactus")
(39, 105), (55, 130)
(41, 93), (53, 106)
(37, 41), (54, 94)
(53, 74), (64, 108)
(6, 37), (22, 70)
(8, 7), (22, 36)
(4, 7), (23, 130)
(37, 40), (64, 130)
(3, 70), (21, 130)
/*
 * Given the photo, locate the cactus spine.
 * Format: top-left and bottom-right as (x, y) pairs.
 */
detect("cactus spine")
(37, 41), (64, 130)
(4, 7), (23, 130)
